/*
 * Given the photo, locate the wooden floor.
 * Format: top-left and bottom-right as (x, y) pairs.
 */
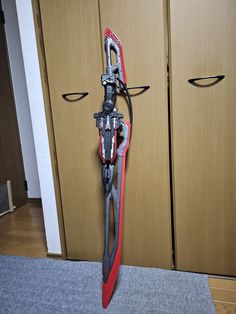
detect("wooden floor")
(0, 203), (236, 313)
(0, 202), (47, 258)
(209, 278), (236, 314)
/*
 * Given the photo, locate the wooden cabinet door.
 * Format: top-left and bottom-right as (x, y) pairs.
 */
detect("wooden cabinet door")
(99, 0), (172, 268)
(39, 0), (104, 260)
(39, 0), (172, 268)
(169, 0), (236, 275)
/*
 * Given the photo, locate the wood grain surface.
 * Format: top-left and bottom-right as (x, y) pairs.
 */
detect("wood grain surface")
(209, 278), (236, 314)
(39, 0), (104, 261)
(0, 202), (46, 257)
(38, 0), (172, 268)
(169, 0), (236, 275)
(99, 0), (172, 268)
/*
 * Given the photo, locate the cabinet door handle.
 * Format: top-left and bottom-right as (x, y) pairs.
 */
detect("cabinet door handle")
(118, 85), (150, 96)
(188, 75), (225, 87)
(126, 85), (150, 96)
(62, 92), (89, 102)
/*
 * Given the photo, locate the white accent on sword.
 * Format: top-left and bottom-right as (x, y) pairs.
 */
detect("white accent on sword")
(105, 115), (111, 130)
(102, 137), (106, 159)
(111, 136), (115, 158)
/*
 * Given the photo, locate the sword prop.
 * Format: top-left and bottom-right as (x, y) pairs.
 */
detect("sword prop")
(61, 27), (148, 309)
(94, 28), (131, 308)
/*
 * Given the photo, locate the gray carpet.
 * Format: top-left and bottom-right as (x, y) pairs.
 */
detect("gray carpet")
(0, 255), (215, 314)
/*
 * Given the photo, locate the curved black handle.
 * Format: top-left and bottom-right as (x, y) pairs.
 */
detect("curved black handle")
(62, 92), (89, 102)
(118, 85), (150, 96)
(188, 75), (225, 87)
(126, 85), (150, 96)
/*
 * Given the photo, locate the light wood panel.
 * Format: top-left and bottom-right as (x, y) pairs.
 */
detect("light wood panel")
(209, 277), (236, 314)
(169, 0), (236, 275)
(39, 0), (104, 260)
(211, 288), (236, 304)
(209, 278), (236, 291)
(99, 0), (172, 268)
(215, 303), (236, 314)
(0, 10), (27, 208)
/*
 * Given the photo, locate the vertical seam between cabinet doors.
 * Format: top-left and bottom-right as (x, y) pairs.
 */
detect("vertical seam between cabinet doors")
(165, 0), (177, 269)
(97, 0), (105, 73)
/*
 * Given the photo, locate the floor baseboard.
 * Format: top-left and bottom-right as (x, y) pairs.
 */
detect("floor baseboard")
(46, 253), (63, 260)
(27, 198), (42, 205)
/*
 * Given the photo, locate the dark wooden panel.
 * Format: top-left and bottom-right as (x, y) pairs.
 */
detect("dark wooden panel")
(0, 15), (27, 207)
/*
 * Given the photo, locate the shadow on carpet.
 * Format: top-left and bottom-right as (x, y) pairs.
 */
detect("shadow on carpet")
(0, 255), (215, 313)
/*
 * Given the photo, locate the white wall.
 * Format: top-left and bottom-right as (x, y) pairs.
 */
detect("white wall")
(2, 0), (41, 198)
(15, 0), (62, 254)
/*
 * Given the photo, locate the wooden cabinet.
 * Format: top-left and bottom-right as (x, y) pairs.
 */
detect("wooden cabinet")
(169, 0), (236, 275)
(35, 0), (236, 275)
(36, 0), (172, 268)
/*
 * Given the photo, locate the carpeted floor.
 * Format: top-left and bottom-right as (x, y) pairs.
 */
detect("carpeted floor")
(0, 255), (215, 313)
